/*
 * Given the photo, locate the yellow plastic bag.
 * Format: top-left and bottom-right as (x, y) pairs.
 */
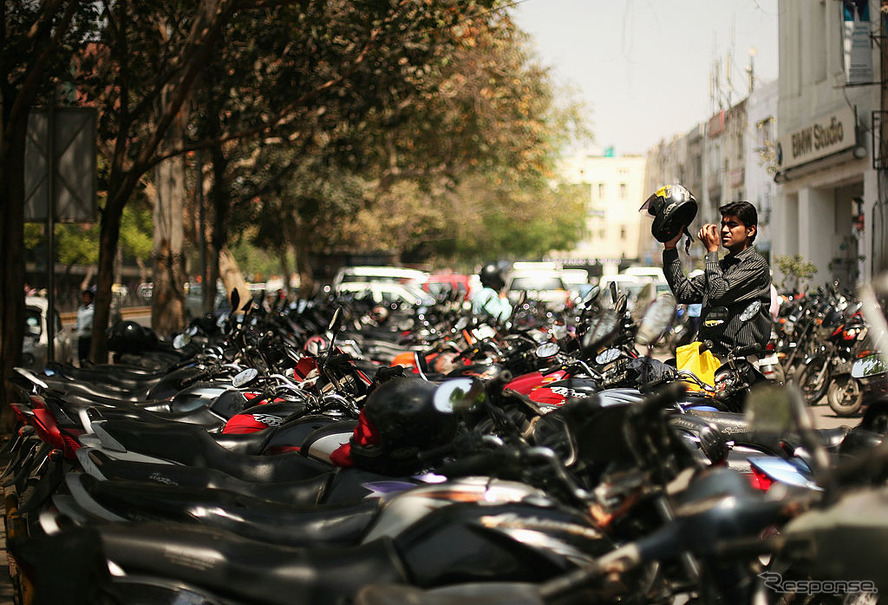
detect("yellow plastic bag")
(675, 341), (720, 391)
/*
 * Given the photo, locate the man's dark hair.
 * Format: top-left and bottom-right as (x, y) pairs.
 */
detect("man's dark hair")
(719, 201), (758, 241)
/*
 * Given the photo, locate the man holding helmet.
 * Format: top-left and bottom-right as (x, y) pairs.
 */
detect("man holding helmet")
(642, 185), (772, 359)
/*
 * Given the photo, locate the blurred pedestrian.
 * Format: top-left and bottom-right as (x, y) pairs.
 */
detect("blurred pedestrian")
(74, 289), (95, 366)
(472, 263), (512, 322)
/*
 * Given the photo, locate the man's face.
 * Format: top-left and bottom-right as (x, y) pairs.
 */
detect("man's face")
(720, 214), (755, 252)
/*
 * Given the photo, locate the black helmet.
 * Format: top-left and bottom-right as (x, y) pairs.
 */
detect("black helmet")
(640, 184), (698, 243)
(352, 377), (458, 472)
(479, 263), (505, 291)
(107, 320), (147, 354)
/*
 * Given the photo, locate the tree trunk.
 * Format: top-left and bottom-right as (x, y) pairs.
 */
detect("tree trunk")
(292, 218), (315, 297)
(207, 118), (229, 314)
(0, 0), (79, 431)
(278, 245), (293, 297)
(218, 247), (250, 310)
(91, 196), (125, 365)
(151, 147), (188, 335)
(0, 118), (28, 431)
(90, 0), (236, 362)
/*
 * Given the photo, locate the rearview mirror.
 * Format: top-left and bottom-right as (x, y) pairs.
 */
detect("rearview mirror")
(595, 348), (621, 365)
(328, 307), (343, 332)
(582, 310), (620, 352)
(851, 353), (887, 379)
(583, 285), (600, 304)
(636, 295), (676, 346)
(173, 333), (191, 350)
(535, 342), (559, 359)
(433, 378), (485, 413)
(232, 367), (259, 388)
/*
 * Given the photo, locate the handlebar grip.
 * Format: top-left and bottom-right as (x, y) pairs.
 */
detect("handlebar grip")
(327, 353), (353, 367)
(438, 448), (521, 478)
(485, 370), (514, 396)
(731, 344), (762, 358)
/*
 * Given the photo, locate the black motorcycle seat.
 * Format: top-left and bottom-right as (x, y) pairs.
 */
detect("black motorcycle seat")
(96, 523), (409, 605)
(92, 418), (275, 455)
(44, 385), (158, 408)
(355, 582), (544, 605)
(47, 360), (166, 379)
(45, 361), (163, 390)
(299, 419), (358, 458)
(75, 473), (382, 546)
(80, 448), (336, 505)
(92, 419), (332, 482)
(43, 378), (150, 403)
(79, 404), (224, 430)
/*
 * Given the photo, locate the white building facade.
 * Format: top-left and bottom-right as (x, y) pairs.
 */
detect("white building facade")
(772, 0), (880, 287)
(744, 79), (780, 259)
(557, 152), (648, 275)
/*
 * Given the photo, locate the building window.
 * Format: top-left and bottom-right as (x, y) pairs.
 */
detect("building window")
(619, 182), (627, 199)
(620, 226), (626, 240)
(598, 183), (605, 199)
(812, 0), (826, 83)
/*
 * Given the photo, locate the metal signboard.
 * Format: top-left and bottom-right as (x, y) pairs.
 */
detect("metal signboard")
(24, 107), (97, 222)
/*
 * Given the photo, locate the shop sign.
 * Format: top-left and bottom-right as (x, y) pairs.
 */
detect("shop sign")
(776, 106), (857, 171)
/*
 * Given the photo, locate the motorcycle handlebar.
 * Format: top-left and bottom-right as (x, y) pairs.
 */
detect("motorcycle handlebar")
(438, 447), (523, 478)
(485, 370), (514, 397)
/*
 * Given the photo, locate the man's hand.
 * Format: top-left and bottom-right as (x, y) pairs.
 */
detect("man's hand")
(663, 228), (684, 250)
(698, 224), (720, 253)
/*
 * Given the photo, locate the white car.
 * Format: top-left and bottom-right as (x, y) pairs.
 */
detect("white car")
(337, 282), (435, 307)
(505, 270), (570, 310)
(332, 266), (429, 292)
(22, 296), (75, 370)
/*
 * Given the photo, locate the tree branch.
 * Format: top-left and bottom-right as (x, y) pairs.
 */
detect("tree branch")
(7, 0), (78, 127)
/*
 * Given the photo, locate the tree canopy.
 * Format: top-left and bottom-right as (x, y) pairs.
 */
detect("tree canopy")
(2, 0), (593, 423)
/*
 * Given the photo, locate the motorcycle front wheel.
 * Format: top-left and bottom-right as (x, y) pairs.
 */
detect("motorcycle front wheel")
(827, 374), (864, 417)
(794, 359), (830, 404)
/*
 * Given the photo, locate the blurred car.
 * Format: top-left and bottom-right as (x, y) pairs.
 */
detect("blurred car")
(505, 270), (570, 310)
(422, 273), (472, 301)
(337, 281), (436, 307)
(332, 266), (429, 292)
(621, 266), (666, 281)
(22, 296), (74, 370)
